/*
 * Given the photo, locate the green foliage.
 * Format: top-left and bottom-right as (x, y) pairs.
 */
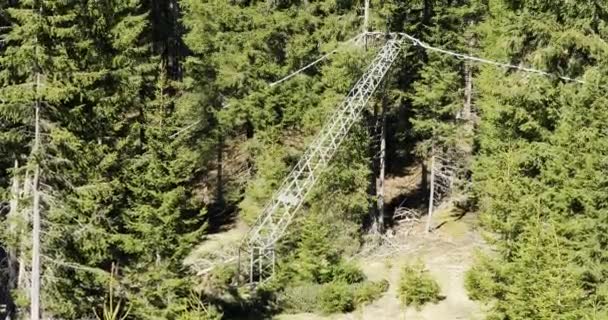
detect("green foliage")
(279, 283), (323, 314)
(353, 280), (390, 306)
(397, 262), (442, 310)
(208, 264), (238, 291)
(0, 0), (205, 318)
(94, 265), (131, 320)
(278, 279), (388, 314)
(464, 254), (501, 302)
(318, 281), (355, 314)
(4, 0), (608, 319)
(177, 307), (222, 320)
(175, 291), (223, 320)
(281, 213), (369, 286)
(469, 0), (608, 318)
(288, 214), (338, 284)
(331, 261), (366, 284)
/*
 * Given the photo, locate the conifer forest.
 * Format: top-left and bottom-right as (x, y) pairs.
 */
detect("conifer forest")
(2, 0), (608, 319)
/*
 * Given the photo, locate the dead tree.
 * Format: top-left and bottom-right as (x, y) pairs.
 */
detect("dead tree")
(17, 171), (31, 298)
(7, 160), (20, 291)
(363, 0), (370, 34)
(463, 60), (473, 121)
(376, 94), (386, 234)
(426, 147), (458, 233)
(426, 151), (435, 233)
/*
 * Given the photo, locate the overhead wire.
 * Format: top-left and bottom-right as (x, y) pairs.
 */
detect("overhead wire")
(170, 33), (364, 138)
(172, 30), (593, 138)
(169, 119), (201, 139)
(380, 31), (588, 85)
(269, 33), (364, 87)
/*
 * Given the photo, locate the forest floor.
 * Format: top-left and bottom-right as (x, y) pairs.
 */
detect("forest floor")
(276, 204), (488, 320)
(187, 162), (488, 319)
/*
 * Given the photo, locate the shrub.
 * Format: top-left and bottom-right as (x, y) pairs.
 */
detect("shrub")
(279, 279), (388, 314)
(318, 281), (355, 314)
(464, 254), (500, 301)
(277, 283), (322, 313)
(208, 264), (236, 289)
(397, 262), (442, 309)
(353, 279), (389, 306)
(332, 261), (366, 284)
(177, 291), (223, 320)
(177, 306), (222, 320)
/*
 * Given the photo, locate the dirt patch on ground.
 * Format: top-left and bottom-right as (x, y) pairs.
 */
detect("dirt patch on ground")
(276, 205), (487, 320)
(384, 165), (424, 206)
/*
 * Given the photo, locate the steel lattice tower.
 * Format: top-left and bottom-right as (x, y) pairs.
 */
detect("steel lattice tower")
(238, 35), (405, 283)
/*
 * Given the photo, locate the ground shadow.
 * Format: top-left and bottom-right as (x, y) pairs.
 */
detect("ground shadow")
(384, 161), (428, 229)
(205, 200), (240, 234)
(206, 285), (278, 320)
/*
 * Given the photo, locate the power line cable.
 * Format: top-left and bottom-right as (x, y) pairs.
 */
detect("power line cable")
(269, 33), (364, 87)
(367, 31), (589, 85)
(172, 31), (595, 138)
(171, 34), (364, 138)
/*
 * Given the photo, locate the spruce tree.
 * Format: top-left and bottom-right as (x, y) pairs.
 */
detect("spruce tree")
(468, 0), (608, 317)
(0, 0), (206, 318)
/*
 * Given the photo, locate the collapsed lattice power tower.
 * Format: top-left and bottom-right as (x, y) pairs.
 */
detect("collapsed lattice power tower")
(231, 28), (586, 283)
(238, 34), (406, 283)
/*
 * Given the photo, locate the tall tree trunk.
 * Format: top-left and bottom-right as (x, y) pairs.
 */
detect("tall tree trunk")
(423, 0), (433, 25)
(216, 133), (224, 205)
(30, 64), (42, 320)
(4, 160), (20, 320)
(426, 151), (435, 233)
(370, 81), (387, 235)
(363, 0), (370, 48)
(30, 166), (41, 320)
(376, 97), (386, 234)
(368, 103), (378, 233)
(7, 160), (20, 289)
(17, 171), (31, 295)
(363, 0), (370, 32)
(463, 20), (475, 128)
(245, 119), (254, 170)
(150, 0), (185, 79)
(17, 171), (32, 292)
(463, 61), (472, 121)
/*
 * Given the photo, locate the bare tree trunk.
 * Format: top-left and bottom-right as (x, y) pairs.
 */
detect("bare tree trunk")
(376, 96), (386, 234)
(363, 0), (370, 33)
(17, 170), (31, 294)
(463, 23), (475, 130)
(216, 133), (224, 205)
(367, 104), (378, 233)
(463, 61), (472, 121)
(30, 166), (41, 320)
(7, 160), (20, 289)
(3, 160), (21, 320)
(426, 152), (435, 233)
(30, 67), (42, 320)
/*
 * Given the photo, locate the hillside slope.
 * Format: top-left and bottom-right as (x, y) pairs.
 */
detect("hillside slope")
(277, 206), (486, 320)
